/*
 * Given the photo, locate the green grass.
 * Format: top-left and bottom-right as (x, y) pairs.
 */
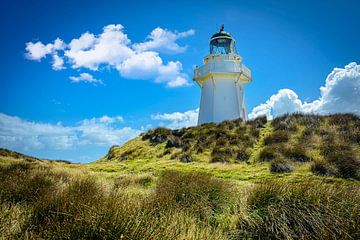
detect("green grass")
(0, 113), (359, 239)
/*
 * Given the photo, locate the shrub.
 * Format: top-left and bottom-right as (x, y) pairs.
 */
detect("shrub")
(247, 115), (267, 128)
(215, 137), (229, 147)
(270, 159), (294, 173)
(236, 149), (250, 162)
(320, 144), (360, 179)
(237, 181), (360, 239)
(258, 147), (277, 161)
(180, 153), (192, 163)
(165, 136), (182, 148)
(154, 171), (234, 221)
(211, 147), (234, 163)
(142, 127), (172, 144)
(311, 159), (338, 177)
(263, 131), (289, 145)
(328, 113), (359, 126)
(271, 114), (298, 131)
(282, 145), (311, 162)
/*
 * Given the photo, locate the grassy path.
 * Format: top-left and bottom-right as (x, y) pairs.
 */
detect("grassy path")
(248, 122), (272, 163)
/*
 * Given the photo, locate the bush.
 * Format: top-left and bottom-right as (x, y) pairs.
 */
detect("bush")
(263, 131), (289, 145)
(236, 149), (250, 162)
(165, 136), (182, 148)
(328, 113), (359, 126)
(270, 159), (294, 173)
(320, 143), (360, 179)
(282, 145), (311, 162)
(311, 159), (338, 177)
(154, 171), (234, 221)
(271, 114), (298, 131)
(248, 115), (267, 128)
(237, 181), (360, 239)
(259, 147), (277, 161)
(142, 127), (172, 144)
(211, 147), (234, 163)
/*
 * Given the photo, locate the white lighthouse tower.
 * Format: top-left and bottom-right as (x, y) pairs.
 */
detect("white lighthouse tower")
(194, 25), (252, 125)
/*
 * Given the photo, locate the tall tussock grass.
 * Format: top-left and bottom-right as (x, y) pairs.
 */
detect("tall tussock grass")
(237, 181), (360, 239)
(1, 160), (359, 239)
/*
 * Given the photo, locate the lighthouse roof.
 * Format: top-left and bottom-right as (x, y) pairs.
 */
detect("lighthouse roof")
(210, 30), (233, 39)
(210, 25), (234, 40)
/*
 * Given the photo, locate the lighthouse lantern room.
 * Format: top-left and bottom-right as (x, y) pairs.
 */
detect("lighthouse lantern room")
(194, 25), (252, 125)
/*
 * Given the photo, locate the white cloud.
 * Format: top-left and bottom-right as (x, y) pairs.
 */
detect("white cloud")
(26, 24), (193, 87)
(25, 41), (54, 60)
(133, 27), (195, 54)
(0, 113), (140, 152)
(25, 38), (65, 61)
(69, 73), (103, 84)
(152, 108), (199, 129)
(65, 24), (133, 70)
(52, 54), (65, 70)
(249, 62), (360, 119)
(98, 115), (124, 124)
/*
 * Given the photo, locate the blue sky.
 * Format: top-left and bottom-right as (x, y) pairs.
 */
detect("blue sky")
(1, 0), (359, 162)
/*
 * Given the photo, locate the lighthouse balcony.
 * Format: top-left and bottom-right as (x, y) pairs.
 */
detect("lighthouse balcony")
(194, 56), (252, 83)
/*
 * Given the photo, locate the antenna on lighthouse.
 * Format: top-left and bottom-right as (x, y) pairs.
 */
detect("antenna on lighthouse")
(220, 24), (224, 32)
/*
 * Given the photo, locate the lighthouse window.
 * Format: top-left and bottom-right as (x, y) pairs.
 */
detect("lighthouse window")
(210, 38), (236, 54)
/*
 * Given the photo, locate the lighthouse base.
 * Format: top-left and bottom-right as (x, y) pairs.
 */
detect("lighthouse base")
(197, 77), (247, 125)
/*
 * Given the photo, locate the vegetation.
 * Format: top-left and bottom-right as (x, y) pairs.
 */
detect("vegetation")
(1, 113), (360, 239)
(0, 160), (359, 239)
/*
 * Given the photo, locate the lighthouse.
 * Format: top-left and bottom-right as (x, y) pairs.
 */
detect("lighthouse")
(194, 25), (252, 125)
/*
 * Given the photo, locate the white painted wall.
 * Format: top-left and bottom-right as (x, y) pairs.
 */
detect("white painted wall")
(198, 76), (247, 124)
(195, 54), (251, 125)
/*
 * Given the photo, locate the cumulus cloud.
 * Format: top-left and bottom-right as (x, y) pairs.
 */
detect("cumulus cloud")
(152, 108), (199, 129)
(25, 38), (65, 61)
(25, 24), (193, 87)
(0, 113), (140, 152)
(52, 54), (65, 70)
(133, 27), (195, 54)
(69, 73), (103, 84)
(249, 62), (360, 119)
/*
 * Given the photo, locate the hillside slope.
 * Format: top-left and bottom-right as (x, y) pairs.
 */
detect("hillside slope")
(100, 113), (360, 181)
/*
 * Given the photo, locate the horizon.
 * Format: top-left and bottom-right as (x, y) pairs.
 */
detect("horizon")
(1, 0), (359, 162)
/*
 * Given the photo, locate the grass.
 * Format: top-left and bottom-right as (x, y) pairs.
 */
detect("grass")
(0, 160), (359, 239)
(1, 113), (360, 239)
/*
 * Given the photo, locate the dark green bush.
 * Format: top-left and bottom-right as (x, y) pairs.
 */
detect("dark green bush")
(211, 147), (234, 163)
(142, 127), (172, 144)
(264, 131), (289, 145)
(328, 113), (360, 126)
(282, 145), (311, 162)
(179, 153), (192, 163)
(165, 136), (182, 148)
(247, 115), (267, 128)
(320, 144), (360, 179)
(236, 149), (250, 162)
(271, 114), (298, 131)
(270, 159), (294, 173)
(311, 160), (338, 177)
(259, 147), (277, 161)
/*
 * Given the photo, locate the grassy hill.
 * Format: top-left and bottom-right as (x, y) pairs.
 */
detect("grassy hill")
(0, 113), (359, 239)
(98, 113), (360, 181)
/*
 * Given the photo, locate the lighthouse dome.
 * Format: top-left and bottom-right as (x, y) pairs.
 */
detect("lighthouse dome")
(210, 25), (237, 54)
